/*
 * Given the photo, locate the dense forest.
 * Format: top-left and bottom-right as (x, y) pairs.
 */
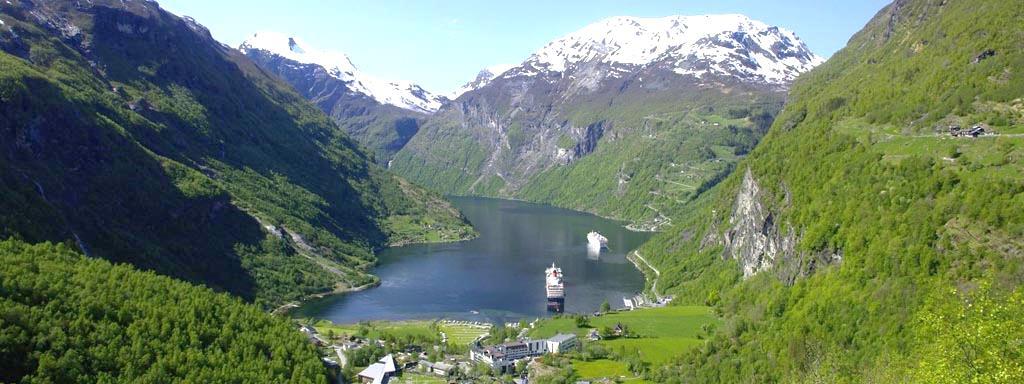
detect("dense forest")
(0, 239), (327, 383)
(636, 0), (1024, 381)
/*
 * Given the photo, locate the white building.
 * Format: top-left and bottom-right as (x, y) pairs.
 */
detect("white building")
(357, 354), (397, 384)
(546, 333), (578, 354)
(623, 297), (635, 310)
(470, 333), (578, 371)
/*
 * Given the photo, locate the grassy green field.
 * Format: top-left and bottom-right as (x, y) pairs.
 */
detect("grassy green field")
(439, 323), (490, 346)
(530, 306), (714, 339)
(530, 306), (717, 365)
(573, 359), (651, 383)
(309, 319), (440, 343)
(392, 373), (448, 384)
(307, 318), (490, 349)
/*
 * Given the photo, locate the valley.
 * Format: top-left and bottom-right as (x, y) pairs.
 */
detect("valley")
(1, 0), (1023, 383)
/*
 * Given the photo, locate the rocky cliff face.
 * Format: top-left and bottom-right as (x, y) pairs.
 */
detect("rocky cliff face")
(722, 169), (797, 277)
(711, 168), (842, 282)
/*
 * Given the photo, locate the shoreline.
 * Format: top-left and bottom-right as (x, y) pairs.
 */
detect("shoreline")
(384, 231), (478, 248)
(275, 232), (479, 317)
(271, 280), (380, 316)
(627, 250), (664, 302)
(446, 194), (663, 233)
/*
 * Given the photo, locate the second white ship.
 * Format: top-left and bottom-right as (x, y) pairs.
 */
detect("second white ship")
(587, 231), (608, 250)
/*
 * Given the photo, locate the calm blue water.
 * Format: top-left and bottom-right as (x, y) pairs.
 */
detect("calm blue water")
(293, 197), (652, 323)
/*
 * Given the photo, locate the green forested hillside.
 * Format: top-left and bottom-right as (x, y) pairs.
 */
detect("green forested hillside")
(515, 94), (779, 227)
(0, 239), (327, 383)
(392, 87), (782, 227)
(635, 0), (1024, 382)
(0, 0), (471, 309)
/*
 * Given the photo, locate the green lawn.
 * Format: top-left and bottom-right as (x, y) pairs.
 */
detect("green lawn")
(602, 337), (703, 364)
(394, 373), (448, 384)
(573, 359), (651, 382)
(439, 323), (489, 346)
(531, 306), (714, 339)
(530, 306), (717, 364)
(308, 319), (440, 343)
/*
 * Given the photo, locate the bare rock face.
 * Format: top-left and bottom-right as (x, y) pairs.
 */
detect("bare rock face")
(723, 168), (797, 277)
(719, 168), (842, 281)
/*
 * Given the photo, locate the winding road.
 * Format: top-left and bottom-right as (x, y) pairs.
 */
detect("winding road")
(629, 250), (662, 300)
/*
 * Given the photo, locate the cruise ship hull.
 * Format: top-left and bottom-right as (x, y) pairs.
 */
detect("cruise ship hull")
(546, 297), (564, 313)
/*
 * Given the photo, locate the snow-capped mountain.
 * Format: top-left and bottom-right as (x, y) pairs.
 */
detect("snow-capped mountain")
(239, 32), (444, 113)
(500, 14), (823, 86)
(448, 64), (515, 99)
(391, 14), (823, 207)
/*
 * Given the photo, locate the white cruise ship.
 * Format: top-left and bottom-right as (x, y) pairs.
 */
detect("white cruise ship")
(587, 231), (609, 250)
(545, 263), (564, 312)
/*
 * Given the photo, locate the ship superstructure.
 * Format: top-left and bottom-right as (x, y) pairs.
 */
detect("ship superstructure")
(587, 231), (609, 251)
(545, 263), (565, 312)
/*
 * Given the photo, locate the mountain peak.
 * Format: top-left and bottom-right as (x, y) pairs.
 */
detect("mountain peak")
(449, 64), (515, 99)
(520, 14), (824, 85)
(239, 32), (444, 113)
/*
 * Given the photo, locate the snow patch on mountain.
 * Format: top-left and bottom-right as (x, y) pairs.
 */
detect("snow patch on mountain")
(449, 64), (515, 99)
(239, 31), (444, 113)
(516, 14), (824, 85)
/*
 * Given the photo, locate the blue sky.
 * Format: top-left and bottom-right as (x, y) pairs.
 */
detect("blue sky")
(159, 0), (891, 93)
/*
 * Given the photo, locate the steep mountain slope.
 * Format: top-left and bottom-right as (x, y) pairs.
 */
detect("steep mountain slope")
(242, 32), (444, 114)
(240, 32), (444, 162)
(0, 0), (472, 309)
(633, 0), (1024, 382)
(390, 14), (822, 225)
(0, 239), (327, 383)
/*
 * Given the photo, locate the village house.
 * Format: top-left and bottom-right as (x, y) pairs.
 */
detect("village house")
(418, 360), (453, 376)
(357, 354), (398, 384)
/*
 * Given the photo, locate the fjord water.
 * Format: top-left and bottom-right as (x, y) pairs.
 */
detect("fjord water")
(295, 197), (652, 323)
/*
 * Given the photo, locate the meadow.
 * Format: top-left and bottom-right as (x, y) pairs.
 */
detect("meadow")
(530, 305), (717, 374)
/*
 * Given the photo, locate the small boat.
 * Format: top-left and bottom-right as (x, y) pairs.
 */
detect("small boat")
(587, 231), (609, 250)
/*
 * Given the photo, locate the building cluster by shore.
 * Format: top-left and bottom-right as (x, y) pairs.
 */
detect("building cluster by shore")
(470, 333), (578, 372)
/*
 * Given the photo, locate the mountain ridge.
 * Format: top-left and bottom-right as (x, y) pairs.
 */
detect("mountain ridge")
(517, 14), (823, 85)
(390, 13), (818, 225)
(240, 31), (445, 114)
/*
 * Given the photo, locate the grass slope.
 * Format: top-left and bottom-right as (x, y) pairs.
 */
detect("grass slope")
(530, 306), (717, 365)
